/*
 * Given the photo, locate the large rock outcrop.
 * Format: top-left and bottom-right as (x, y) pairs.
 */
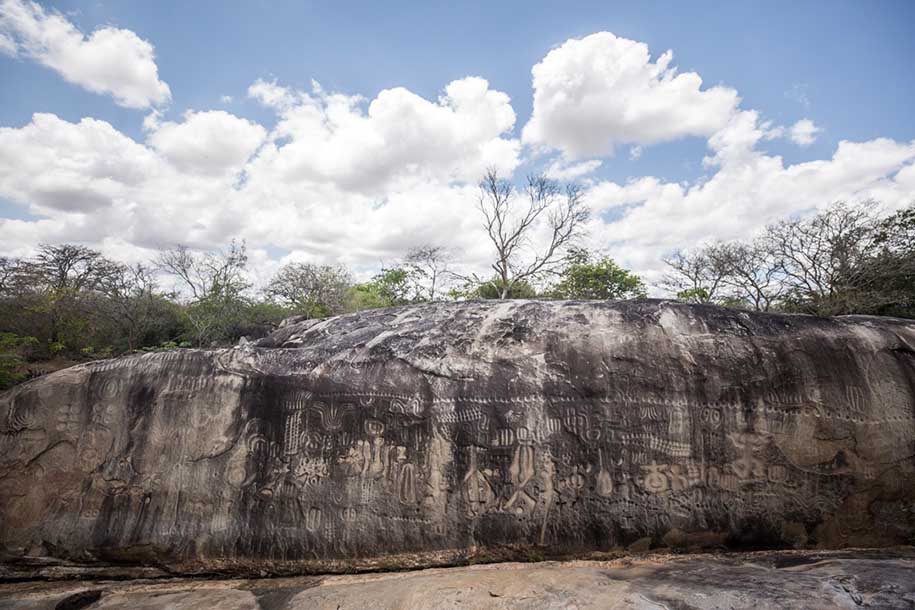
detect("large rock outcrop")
(1, 300), (914, 577)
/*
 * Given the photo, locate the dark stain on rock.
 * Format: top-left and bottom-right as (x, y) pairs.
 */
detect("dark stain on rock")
(55, 589), (103, 610)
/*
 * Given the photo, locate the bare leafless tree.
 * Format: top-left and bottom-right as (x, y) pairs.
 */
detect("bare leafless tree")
(763, 201), (878, 314)
(661, 246), (731, 304)
(157, 240), (250, 302)
(0, 257), (24, 296)
(474, 169), (589, 299)
(157, 240), (251, 345)
(95, 263), (162, 350)
(709, 241), (786, 311)
(404, 245), (454, 302)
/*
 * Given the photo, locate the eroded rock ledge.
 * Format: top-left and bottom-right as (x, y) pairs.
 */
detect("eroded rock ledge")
(1, 300), (914, 578)
(2, 549), (915, 610)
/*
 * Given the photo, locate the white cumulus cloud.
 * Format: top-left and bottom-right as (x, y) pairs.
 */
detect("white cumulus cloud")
(0, 77), (522, 276)
(248, 76), (520, 193)
(148, 110), (267, 176)
(789, 118), (821, 146)
(0, 0), (170, 108)
(544, 159), (602, 181)
(586, 137), (915, 285)
(522, 31), (740, 158)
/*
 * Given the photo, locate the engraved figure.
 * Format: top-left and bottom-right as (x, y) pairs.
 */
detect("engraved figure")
(504, 440), (536, 514)
(667, 464), (689, 492)
(462, 446), (494, 516)
(728, 432), (769, 480)
(398, 462), (418, 505)
(539, 449), (556, 544)
(339, 443), (366, 477)
(595, 450), (614, 497)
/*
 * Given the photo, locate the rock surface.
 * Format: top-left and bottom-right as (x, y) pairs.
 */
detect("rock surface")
(2, 549), (915, 609)
(1, 300), (914, 577)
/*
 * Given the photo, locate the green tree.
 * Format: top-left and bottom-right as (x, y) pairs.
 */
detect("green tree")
(265, 262), (352, 318)
(346, 267), (413, 311)
(0, 333), (39, 390)
(851, 203), (915, 318)
(158, 240), (252, 346)
(545, 249), (647, 300)
(465, 278), (537, 299)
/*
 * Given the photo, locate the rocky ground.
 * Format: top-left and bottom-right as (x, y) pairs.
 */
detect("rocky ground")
(2, 548), (914, 610)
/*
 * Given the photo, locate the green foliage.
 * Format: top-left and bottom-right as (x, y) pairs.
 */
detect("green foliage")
(545, 249), (647, 300)
(855, 203), (915, 318)
(0, 333), (39, 390)
(235, 301), (295, 339)
(346, 267), (414, 311)
(525, 549), (546, 563)
(265, 263), (351, 318)
(472, 278), (538, 299)
(676, 287), (711, 304)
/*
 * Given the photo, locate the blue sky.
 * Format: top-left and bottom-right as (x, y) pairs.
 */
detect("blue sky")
(1, 0), (914, 286)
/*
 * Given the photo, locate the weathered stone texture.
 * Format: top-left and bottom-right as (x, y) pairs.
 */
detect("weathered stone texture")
(4, 550), (915, 610)
(1, 300), (914, 576)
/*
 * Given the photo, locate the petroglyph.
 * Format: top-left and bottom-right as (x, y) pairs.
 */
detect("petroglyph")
(0, 299), (913, 577)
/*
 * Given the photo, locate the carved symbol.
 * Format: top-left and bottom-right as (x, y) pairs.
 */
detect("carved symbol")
(368, 437), (387, 478)
(390, 396), (423, 417)
(94, 378), (121, 401)
(504, 443), (537, 514)
(699, 407), (722, 428)
(667, 464), (689, 492)
(398, 462), (418, 505)
(300, 433), (325, 453)
(718, 472), (740, 492)
(728, 432), (768, 480)
(283, 411), (305, 454)
(539, 449), (557, 544)
(767, 464), (787, 483)
(340, 443), (366, 477)
(305, 507), (322, 531)
(596, 450), (614, 497)
(341, 507), (357, 523)
(364, 418), (385, 437)
(462, 447), (494, 516)
(310, 402), (344, 432)
(641, 462), (669, 494)
(293, 457), (328, 485)
(562, 408), (588, 437)
(563, 466), (586, 495)
(846, 386), (866, 415)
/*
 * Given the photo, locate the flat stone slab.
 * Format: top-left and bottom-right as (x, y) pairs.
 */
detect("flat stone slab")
(2, 549), (915, 610)
(2, 300), (915, 575)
